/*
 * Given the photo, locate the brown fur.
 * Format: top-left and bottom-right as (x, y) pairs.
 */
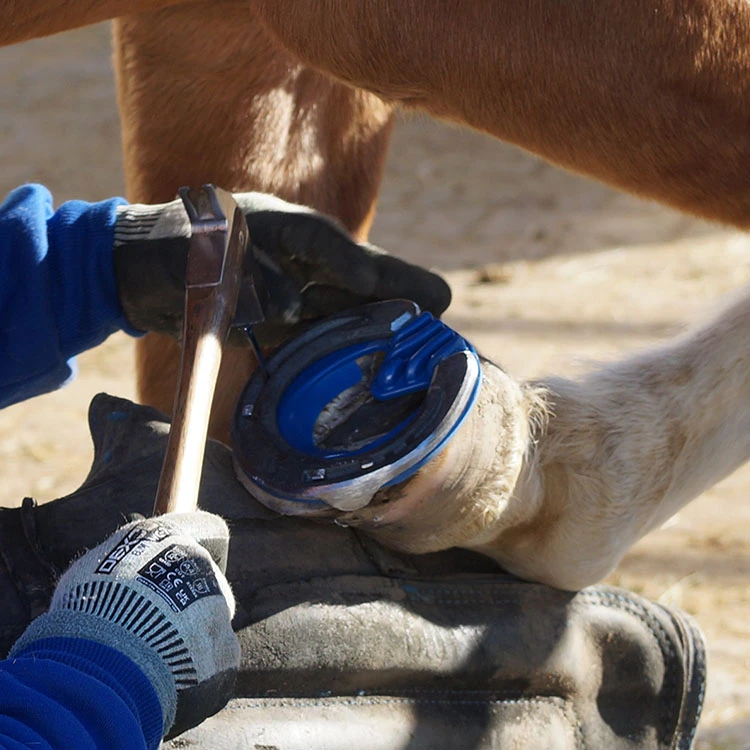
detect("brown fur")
(252, 0), (750, 226)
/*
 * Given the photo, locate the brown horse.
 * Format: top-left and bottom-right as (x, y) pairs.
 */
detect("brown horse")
(4, 1), (750, 587)
(4, 1), (750, 440)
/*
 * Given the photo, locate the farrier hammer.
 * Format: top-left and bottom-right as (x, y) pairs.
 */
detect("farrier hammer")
(152, 185), (265, 516)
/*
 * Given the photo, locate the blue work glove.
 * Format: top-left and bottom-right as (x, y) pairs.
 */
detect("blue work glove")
(10, 512), (239, 740)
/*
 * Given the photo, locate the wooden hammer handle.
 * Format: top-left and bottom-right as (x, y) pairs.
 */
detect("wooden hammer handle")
(152, 187), (248, 516)
(152, 288), (228, 515)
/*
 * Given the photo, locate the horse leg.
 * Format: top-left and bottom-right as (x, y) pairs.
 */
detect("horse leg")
(343, 287), (750, 590)
(113, 2), (393, 442)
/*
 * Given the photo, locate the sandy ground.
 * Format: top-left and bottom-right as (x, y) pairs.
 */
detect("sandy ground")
(1, 22), (749, 749)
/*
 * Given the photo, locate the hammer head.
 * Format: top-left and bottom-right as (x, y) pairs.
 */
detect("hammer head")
(179, 185), (266, 327)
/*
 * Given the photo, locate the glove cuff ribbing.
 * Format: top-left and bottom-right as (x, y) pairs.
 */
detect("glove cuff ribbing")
(114, 199), (191, 246)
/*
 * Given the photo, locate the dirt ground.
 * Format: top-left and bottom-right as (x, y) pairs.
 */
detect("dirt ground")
(1, 22), (749, 749)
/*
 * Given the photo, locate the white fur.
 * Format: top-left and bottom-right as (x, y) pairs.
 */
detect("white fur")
(348, 285), (750, 590)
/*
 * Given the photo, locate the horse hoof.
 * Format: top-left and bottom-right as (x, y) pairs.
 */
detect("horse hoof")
(231, 300), (481, 515)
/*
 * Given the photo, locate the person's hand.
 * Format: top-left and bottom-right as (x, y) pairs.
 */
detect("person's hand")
(10, 512), (240, 739)
(113, 191), (451, 346)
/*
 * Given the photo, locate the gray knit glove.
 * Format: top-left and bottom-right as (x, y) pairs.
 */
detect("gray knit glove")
(10, 512), (239, 739)
(114, 191), (451, 346)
